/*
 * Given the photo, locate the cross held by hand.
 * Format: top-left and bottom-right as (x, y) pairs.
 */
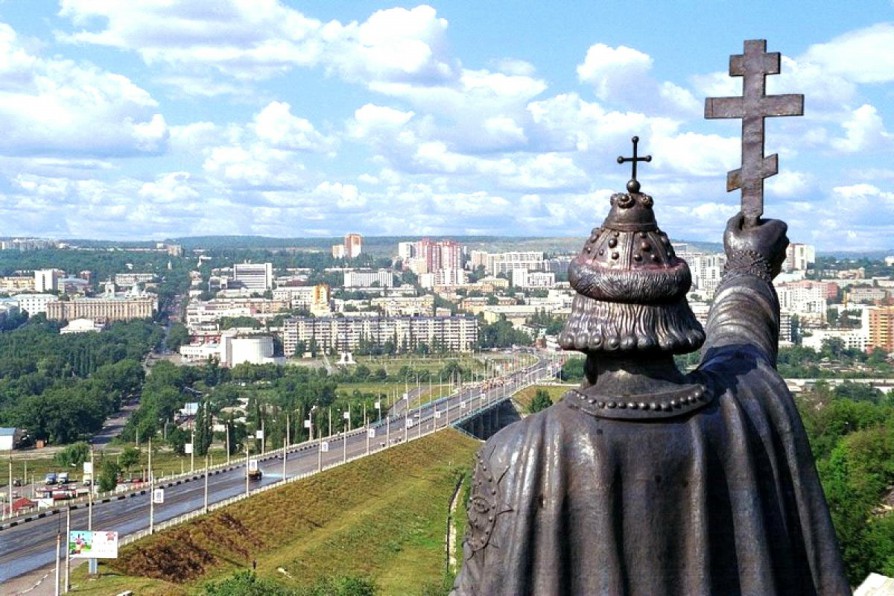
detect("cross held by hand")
(617, 136), (652, 194)
(704, 39), (804, 222)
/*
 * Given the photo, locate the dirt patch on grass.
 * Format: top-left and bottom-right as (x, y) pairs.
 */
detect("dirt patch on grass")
(112, 512), (265, 583)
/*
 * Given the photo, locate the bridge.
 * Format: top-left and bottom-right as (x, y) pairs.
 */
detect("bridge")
(0, 349), (564, 588)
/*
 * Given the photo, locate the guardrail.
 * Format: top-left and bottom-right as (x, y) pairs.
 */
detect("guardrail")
(3, 355), (559, 541)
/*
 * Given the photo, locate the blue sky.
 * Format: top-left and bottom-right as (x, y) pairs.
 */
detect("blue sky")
(0, 1), (891, 251)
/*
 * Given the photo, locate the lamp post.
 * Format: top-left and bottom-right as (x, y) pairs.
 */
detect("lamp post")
(148, 438), (155, 534)
(282, 412), (290, 483)
(203, 451), (209, 514)
(342, 408), (349, 463)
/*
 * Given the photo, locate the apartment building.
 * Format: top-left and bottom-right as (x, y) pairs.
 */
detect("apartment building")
(282, 315), (478, 356)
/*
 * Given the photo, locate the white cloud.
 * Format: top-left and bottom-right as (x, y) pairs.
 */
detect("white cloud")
(59, 0), (324, 80)
(831, 104), (891, 152)
(314, 181), (366, 210)
(766, 170), (811, 198)
(325, 5), (456, 85)
(577, 44), (652, 101)
(58, 1), (458, 92)
(803, 23), (894, 84)
(138, 172), (200, 204)
(576, 43), (698, 116)
(203, 143), (307, 189)
(253, 101), (336, 153)
(0, 23), (167, 157)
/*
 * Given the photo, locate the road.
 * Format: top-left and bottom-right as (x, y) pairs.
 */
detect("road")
(0, 350), (561, 588)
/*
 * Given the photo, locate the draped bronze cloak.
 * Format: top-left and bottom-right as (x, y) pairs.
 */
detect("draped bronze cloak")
(452, 274), (849, 595)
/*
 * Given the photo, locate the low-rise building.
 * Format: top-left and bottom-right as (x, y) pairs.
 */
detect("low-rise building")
(47, 296), (156, 322)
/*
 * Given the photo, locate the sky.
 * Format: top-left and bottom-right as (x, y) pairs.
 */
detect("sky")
(0, 1), (891, 251)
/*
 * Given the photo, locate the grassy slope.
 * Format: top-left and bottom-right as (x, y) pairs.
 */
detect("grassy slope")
(71, 429), (480, 595)
(512, 383), (574, 412)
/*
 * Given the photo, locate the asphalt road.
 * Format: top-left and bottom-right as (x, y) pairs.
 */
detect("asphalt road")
(0, 350), (560, 588)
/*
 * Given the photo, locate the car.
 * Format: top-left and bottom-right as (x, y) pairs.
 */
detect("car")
(44, 473), (57, 485)
(12, 478), (22, 487)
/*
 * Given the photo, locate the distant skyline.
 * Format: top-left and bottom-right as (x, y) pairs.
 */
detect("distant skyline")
(0, 1), (891, 250)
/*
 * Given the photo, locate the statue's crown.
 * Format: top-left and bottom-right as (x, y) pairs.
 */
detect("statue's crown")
(568, 191), (692, 304)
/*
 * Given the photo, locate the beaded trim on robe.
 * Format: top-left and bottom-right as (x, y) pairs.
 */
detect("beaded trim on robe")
(563, 382), (713, 420)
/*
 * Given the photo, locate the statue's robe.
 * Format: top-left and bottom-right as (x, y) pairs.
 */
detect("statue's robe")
(452, 274), (850, 595)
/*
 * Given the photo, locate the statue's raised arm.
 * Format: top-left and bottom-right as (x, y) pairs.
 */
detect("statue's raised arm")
(701, 213), (789, 365)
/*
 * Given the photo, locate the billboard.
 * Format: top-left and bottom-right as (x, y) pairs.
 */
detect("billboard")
(69, 530), (119, 559)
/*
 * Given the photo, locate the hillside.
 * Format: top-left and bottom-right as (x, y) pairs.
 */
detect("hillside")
(72, 430), (480, 595)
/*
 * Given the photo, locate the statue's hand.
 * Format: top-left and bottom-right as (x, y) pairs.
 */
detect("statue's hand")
(724, 213), (789, 278)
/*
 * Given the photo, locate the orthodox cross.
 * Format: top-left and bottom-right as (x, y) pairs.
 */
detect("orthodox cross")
(617, 136), (651, 194)
(705, 39), (803, 223)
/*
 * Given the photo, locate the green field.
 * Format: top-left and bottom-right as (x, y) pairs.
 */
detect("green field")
(68, 429), (481, 595)
(512, 383), (574, 412)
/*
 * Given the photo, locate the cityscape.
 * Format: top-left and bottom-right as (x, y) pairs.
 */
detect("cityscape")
(0, 0), (893, 594)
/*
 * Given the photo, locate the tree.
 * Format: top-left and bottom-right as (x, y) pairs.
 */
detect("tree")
(97, 459), (121, 492)
(54, 442), (90, 468)
(166, 323), (190, 351)
(528, 389), (553, 414)
(118, 446), (141, 476)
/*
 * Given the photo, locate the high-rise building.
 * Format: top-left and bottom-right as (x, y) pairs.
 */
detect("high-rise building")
(784, 243), (816, 273)
(34, 269), (64, 292)
(398, 242), (416, 261)
(345, 233), (363, 258)
(409, 239), (463, 274)
(868, 306), (894, 353)
(233, 263), (273, 292)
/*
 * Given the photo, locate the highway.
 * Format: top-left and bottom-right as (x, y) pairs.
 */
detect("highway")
(0, 350), (561, 585)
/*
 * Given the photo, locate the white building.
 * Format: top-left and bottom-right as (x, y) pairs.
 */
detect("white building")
(225, 333), (275, 367)
(398, 242), (416, 261)
(784, 243), (816, 273)
(180, 331), (276, 367)
(776, 281), (828, 324)
(485, 252), (545, 276)
(34, 269), (63, 292)
(419, 268), (467, 289)
(272, 284), (331, 314)
(282, 315), (478, 356)
(512, 269), (556, 289)
(684, 253), (726, 298)
(0, 427), (16, 451)
(233, 263), (273, 292)
(801, 328), (867, 352)
(344, 270), (395, 288)
(14, 293), (59, 316)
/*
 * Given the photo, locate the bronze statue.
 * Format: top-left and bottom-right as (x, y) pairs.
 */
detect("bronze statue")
(452, 41), (849, 595)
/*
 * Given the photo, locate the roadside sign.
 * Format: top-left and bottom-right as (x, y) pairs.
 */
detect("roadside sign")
(343, 411), (350, 420)
(321, 441), (329, 452)
(153, 488), (164, 504)
(434, 410), (442, 419)
(460, 401), (467, 409)
(82, 462), (93, 475)
(303, 420), (311, 429)
(255, 430), (264, 439)
(367, 428), (376, 438)
(185, 443), (193, 454)
(374, 401), (381, 409)
(69, 531), (118, 559)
